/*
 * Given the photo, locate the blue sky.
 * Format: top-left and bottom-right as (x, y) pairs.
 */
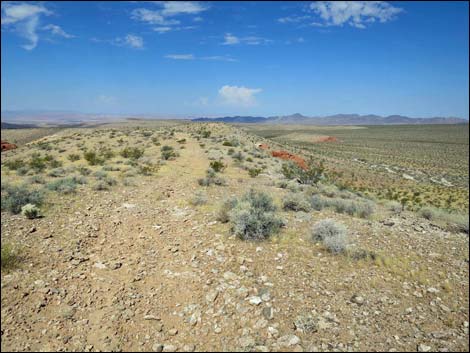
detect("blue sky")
(1, 1), (469, 118)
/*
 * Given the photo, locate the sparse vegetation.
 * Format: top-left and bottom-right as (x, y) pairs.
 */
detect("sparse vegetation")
(1, 184), (44, 214)
(229, 189), (283, 241)
(21, 203), (40, 219)
(311, 219), (348, 254)
(282, 193), (311, 212)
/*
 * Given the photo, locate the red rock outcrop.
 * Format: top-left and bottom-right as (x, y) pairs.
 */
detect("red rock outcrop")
(1, 141), (17, 152)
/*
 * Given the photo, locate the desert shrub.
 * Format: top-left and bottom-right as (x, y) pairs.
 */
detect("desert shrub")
(419, 206), (438, 220)
(217, 197), (238, 223)
(222, 141), (233, 147)
(311, 219), (348, 254)
(227, 148), (234, 155)
(419, 207), (469, 234)
(21, 203), (40, 219)
(47, 177), (78, 194)
(28, 175), (45, 184)
(84, 151), (104, 166)
(120, 147), (144, 160)
(355, 200), (375, 218)
(282, 160), (325, 185)
(78, 166), (91, 176)
(1, 243), (20, 270)
(177, 138), (186, 144)
(71, 175), (88, 184)
(232, 151), (244, 162)
(48, 167), (66, 178)
(68, 154), (80, 162)
(1, 184), (44, 214)
(4, 159), (25, 170)
(190, 191), (208, 206)
(387, 201), (403, 214)
(16, 166), (29, 176)
(246, 157), (253, 163)
(29, 153), (47, 172)
(311, 195), (326, 211)
(209, 160), (226, 173)
(161, 145), (177, 160)
(122, 178), (135, 186)
(103, 164), (121, 172)
(248, 168), (262, 178)
(276, 180), (289, 189)
(93, 181), (109, 191)
(137, 164), (156, 176)
(229, 190), (283, 241)
(198, 168), (226, 187)
(282, 193), (311, 212)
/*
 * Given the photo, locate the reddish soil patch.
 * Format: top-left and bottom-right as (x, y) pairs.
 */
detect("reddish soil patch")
(316, 136), (338, 143)
(1, 141), (17, 152)
(271, 150), (308, 170)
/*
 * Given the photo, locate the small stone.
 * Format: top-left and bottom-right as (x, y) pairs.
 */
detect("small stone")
(418, 344), (432, 352)
(262, 307), (274, 320)
(248, 296), (262, 306)
(168, 329), (178, 336)
(162, 345), (177, 352)
(206, 290), (219, 303)
(351, 294), (365, 305)
(93, 262), (106, 269)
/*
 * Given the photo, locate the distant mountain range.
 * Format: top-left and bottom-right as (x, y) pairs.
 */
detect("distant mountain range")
(192, 113), (468, 125)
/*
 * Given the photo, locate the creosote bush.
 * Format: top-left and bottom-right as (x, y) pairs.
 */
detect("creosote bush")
(311, 219), (348, 254)
(209, 160), (226, 173)
(120, 147), (144, 160)
(282, 159), (325, 185)
(161, 145), (177, 160)
(229, 189), (283, 241)
(198, 168), (226, 187)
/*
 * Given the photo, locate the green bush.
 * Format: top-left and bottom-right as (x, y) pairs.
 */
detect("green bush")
(161, 145), (177, 160)
(248, 168), (262, 178)
(209, 160), (226, 172)
(1, 184), (44, 214)
(1, 243), (20, 270)
(120, 147), (144, 160)
(281, 159), (325, 185)
(229, 190), (283, 241)
(190, 191), (208, 206)
(4, 159), (25, 170)
(84, 151), (104, 166)
(68, 154), (80, 162)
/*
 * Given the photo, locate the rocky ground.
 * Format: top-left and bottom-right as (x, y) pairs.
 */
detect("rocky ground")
(1, 123), (469, 352)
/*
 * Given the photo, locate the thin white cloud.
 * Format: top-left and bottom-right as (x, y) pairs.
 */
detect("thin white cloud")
(222, 33), (240, 45)
(1, 2), (52, 50)
(165, 54), (195, 60)
(131, 1), (208, 32)
(159, 1), (208, 16)
(154, 26), (172, 33)
(222, 33), (271, 46)
(131, 8), (179, 26)
(93, 34), (144, 49)
(201, 55), (237, 62)
(117, 34), (144, 49)
(165, 54), (236, 62)
(218, 85), (262, 107)
(278, 15), (311, 24)
(43, 24), (75, 39)
(309, 1), (403, 28)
